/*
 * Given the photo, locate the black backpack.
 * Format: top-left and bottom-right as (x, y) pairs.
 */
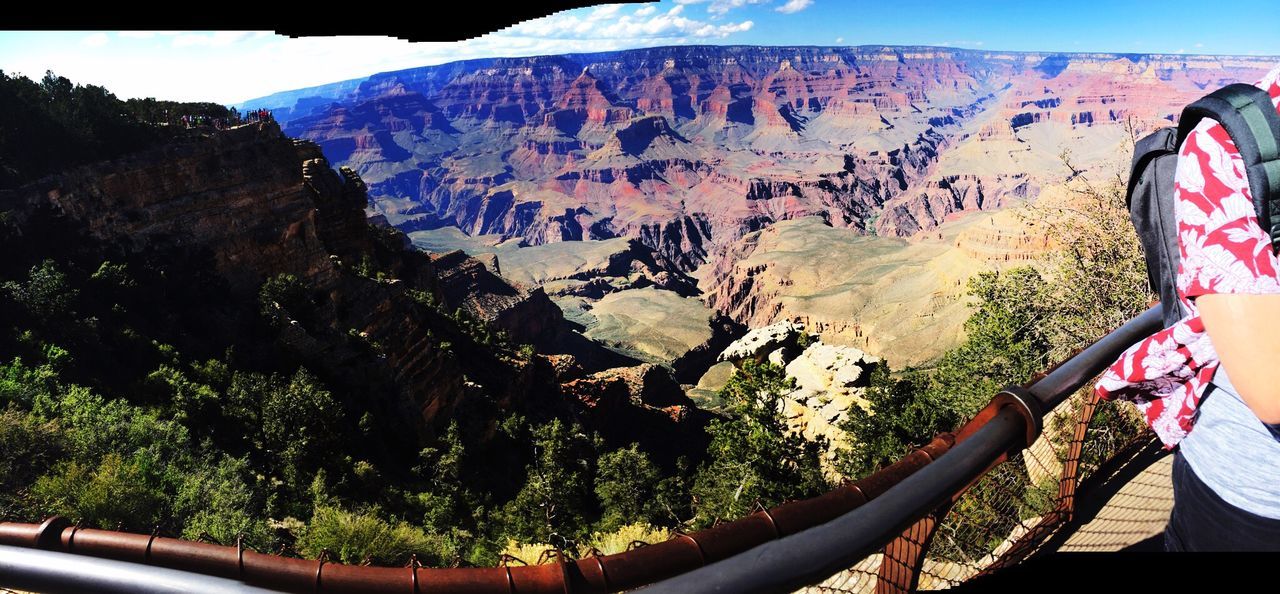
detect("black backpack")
(1126, 83), (1280, 328)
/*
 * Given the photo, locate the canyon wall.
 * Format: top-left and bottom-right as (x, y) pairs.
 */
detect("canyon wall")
(250, 46), (1274, 366)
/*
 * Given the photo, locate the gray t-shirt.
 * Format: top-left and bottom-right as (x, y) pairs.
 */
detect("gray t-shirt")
(1180, 364), (1280, 518)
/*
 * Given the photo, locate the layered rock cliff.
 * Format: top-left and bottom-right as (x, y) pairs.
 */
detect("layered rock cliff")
(249, 46), (1275, 369)
(0, 122), (702, 453)
(265, 46), (1274, 274)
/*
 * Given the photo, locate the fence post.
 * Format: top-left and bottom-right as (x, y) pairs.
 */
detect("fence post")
(874, 501), (954, 594)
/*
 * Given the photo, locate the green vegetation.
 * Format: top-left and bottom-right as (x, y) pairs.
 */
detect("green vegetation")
(835, 165), (1152, 561)
(0, 238), (832, 564)
(0, 70), (228, 189)
(690, 361), (829, 527)
(298, 505), (456, 566)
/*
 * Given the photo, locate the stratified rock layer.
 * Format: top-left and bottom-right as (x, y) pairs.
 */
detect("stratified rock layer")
(0, 122), (701, 456)
(261, 46), (1272, 272)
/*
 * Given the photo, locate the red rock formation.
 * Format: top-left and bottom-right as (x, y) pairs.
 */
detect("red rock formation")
(271, 46), (1274, 309)
(0, 122), (700, 451)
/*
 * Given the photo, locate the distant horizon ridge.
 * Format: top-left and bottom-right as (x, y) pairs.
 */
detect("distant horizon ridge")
(229, 43), (1280, 109)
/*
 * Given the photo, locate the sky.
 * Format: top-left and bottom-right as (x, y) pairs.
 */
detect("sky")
(1, 0), (1277, 105)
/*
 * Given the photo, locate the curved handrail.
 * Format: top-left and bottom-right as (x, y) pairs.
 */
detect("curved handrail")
(636, 305), (1161, 593)
(0, 544), (283, 593)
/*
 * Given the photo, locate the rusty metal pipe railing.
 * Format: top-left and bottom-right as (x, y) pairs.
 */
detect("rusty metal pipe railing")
(0, 434), (954, 594)
(635, 305), (1162, 594)
(636, 406), (1029, 594)
(0, 544), (284, 593)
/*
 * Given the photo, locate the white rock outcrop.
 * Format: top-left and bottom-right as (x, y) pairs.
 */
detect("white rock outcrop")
(781, 343), (880, 456)
(717, 320), (803, 362)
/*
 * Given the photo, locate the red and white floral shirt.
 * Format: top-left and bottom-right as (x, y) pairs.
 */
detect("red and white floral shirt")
(1094, 63), (1280, 449)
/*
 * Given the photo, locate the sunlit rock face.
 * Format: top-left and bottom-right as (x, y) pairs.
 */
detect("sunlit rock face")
(269, 46), (1271, 268)
(258, 46), (1271, 370)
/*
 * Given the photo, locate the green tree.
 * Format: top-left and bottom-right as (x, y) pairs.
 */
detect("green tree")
(501, 418), (598, 546)
(835, 365), (960, 479)
(258, 368), (344, 491)
(3, 259), (78, 321)
(690, 361), (829, 528)
(257, 273), (313, 327)
(931, 267), (1054, 419)
(412, 421), (474, 531)
(594, 443), (660, 532)
(651, 456), (694, 526)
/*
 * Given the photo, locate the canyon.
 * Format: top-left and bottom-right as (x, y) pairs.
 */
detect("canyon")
(241, 46), (1276, 372)
(0, 121), (706, 459)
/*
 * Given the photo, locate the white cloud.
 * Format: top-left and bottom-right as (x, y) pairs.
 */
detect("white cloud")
(81, 33), (109, 47)
(835, 37), (844, 44)
(635, 5), (657, 16)
(1194, 42), (1204, 48)
(776, 0), (813, 14)
(171, 31), (257, 48)
(507, 5), (753, 41)
(676, 0), (768, 16)
(591, 4), (624, 18)
(1176, 48), (1185, 54)
(932, 40), (985, 48)
(117, 31), (154, 39)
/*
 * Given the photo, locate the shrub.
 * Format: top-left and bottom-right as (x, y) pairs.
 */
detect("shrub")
(32, 452), (166, 530)
(298, 505), (455, 566)
(581, 522), (673, 556)
(173, 453), (271, 547)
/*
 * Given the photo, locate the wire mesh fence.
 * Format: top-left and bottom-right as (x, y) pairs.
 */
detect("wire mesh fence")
(798, 386), (1152, 594)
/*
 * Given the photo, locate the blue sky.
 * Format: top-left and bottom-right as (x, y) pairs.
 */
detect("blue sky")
(1, 1), (1276, 104)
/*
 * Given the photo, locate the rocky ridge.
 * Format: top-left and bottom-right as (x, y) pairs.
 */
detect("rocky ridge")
(265, 47), (1274, 270)
(0, 122), (704, 455)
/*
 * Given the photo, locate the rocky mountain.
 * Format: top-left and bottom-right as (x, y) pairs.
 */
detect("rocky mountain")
(246, 46), (1274, 369)
(0, 120), (706, 457)
(259, 46), (1271, 255)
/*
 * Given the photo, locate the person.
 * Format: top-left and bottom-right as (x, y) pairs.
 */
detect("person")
(1094, 62), (1280, 551)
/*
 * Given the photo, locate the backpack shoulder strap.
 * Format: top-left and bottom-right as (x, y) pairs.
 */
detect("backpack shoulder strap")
(1176, 83), (1280, 251)
(1125, 126), (1178, 209)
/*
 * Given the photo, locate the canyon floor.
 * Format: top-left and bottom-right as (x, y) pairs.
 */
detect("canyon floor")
(411, 190), (1052, 372)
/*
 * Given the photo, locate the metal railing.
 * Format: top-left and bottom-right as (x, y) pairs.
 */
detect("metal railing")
(0, 305), (1163, 594)
(637, 304), (1162, 594)
(0, 544), (281, 593)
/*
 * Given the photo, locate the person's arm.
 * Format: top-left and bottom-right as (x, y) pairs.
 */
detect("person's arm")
(1197, 294), (1280, 423)
(1173, 62), (1280, 425)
